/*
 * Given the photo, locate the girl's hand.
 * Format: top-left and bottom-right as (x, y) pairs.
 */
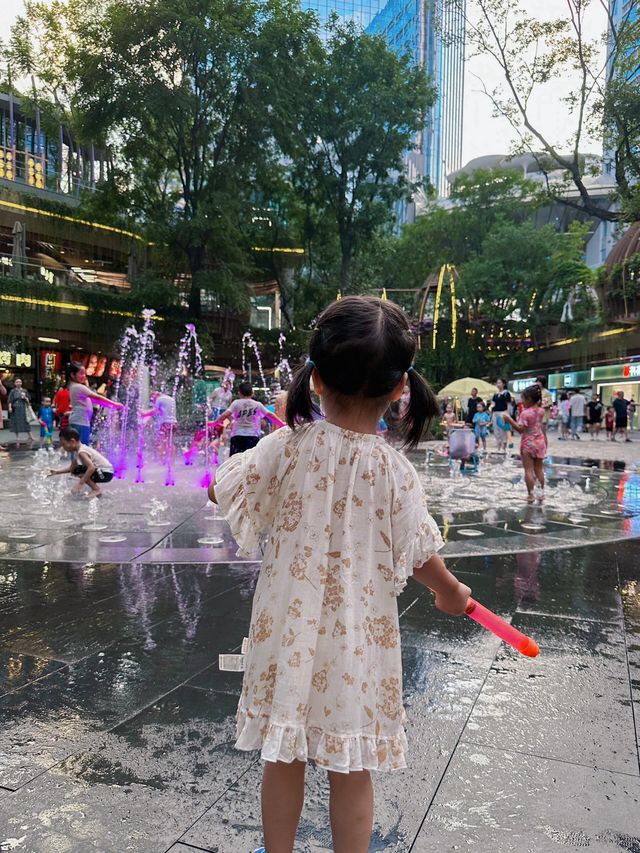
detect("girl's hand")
(435, 581), (472, 616)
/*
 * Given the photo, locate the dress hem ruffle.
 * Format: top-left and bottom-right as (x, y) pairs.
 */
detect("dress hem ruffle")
(235, 709), (408, 773)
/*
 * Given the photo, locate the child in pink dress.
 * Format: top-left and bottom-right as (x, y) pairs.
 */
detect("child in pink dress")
(504, 385), (546, 502)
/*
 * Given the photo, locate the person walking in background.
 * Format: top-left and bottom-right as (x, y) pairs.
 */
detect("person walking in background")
(491, 378), (512, 452)
(465, 387), (480, 426)
(568, 390), (585, 440)
(535, 376), (553, 439)
(605, 405), (615, 440)
(0, 371), (7, 450)
(613, 390), (631, 442)
(586, 394), (603, 440)
(68, 362), (123, 445)
(629, 398), (636, 432)
(558, 392), (571, 440)
(7, 378), (35, 447)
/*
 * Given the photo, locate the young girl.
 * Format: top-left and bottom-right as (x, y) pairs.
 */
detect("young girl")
(472, 401), (491, 451)
(504, 384), (546, 503)
(210, 296), (470, 853)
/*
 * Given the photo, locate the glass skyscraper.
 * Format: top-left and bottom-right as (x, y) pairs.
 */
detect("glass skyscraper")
(301, 0), (466, 213)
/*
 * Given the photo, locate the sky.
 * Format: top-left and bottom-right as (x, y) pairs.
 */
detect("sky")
(0, 0), (609, 165)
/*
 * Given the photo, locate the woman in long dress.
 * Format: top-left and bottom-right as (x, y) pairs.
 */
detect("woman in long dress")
(8, 378), (34, 447)
(0, 372), (7, 450)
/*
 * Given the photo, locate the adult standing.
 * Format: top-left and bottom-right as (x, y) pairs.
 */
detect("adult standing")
(0, 371), (7, 450)
(558, 392), (571, 440)
(586, 394), (603, 440)
(7, 378), (35, 447)
(465, 387), (480, 426)
(535, 376), (553, 439)
(491, 378), (513, 451)
(629, 398), (636, 432)
(568, 391), (585, 440)
(68, 362), (123, 445)
(612, 390), (631, 442)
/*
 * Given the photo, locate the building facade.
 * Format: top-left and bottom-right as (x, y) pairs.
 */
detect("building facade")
(302, 0), (466, 217)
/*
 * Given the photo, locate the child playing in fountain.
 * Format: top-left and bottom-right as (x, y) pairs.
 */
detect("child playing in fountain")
(503, 384), (546, 503)
(48, 426), (114, 498)
(38, 396), (54, 447)
(210, 381), (284, 456)
(208, 296), (470, 853)
(472, 401), (491, 452)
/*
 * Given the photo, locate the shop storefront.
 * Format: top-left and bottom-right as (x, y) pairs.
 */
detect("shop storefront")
(508, 377), (538, 395)
(592, 361), (640, 406)
(548, 370), (592, 395)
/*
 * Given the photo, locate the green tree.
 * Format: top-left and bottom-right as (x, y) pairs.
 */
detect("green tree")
(283, 21), (434, 293)
(12, 0), (318, 316)
(445, 0), (639, 223)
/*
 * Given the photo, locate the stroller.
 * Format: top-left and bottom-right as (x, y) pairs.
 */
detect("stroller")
(448, 427), (478, 474)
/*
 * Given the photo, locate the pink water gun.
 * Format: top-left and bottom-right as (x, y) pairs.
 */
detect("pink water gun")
(464, 598), (539, 657)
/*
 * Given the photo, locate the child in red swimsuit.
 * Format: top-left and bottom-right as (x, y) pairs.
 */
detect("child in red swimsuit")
(504, 385), (546, 503)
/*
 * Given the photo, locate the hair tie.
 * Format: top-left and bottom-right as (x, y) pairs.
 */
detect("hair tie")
(307, 359), (316, 369)
(406, 365), (414, 373)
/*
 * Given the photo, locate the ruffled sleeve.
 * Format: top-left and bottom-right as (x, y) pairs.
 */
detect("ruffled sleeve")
(390, 461), (444, 594)
(214, 428), (289, 558)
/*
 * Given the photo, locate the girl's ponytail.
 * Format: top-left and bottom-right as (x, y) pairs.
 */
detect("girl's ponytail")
(286, 360), (321, 429)
(402, 368), (439, 449)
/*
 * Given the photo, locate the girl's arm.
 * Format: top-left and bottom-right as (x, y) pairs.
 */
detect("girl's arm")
(264, 411), (285, 427)
(413, 554), (471, 615)
(503, 413), (525, 433)
(84, 387), (124, 409)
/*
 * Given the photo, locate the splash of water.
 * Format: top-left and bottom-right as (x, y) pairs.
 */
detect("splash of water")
(134, 309), (157, 483)
(277, 331), (293, 387)
(242, 331), (266, 390)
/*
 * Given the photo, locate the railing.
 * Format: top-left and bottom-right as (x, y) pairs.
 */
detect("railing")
(0, 253), (129, 291)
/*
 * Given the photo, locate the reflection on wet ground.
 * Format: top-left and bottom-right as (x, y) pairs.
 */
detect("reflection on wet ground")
(0, 450), (639, 851)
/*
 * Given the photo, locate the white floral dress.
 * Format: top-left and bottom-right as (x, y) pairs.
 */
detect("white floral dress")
(215, 421), (443, 773)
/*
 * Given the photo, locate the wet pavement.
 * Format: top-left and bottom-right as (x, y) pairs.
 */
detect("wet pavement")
(0, 447), (639, 851)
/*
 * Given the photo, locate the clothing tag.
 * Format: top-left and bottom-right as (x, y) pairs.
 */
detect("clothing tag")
(241, 637), (249, 655)
(219, 654), (245, 672)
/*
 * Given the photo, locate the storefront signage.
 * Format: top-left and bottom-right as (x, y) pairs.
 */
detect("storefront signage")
(0, 351), (33, 368)
(591, 362), (640, 381)
(41, 351), (62, 376)
(509, 378), (537, 393)
(548, 370), (591, 390)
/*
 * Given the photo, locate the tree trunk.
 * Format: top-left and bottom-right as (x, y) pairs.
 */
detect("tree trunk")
(340, 250), (350, 295)
(187, 245), (205, 318)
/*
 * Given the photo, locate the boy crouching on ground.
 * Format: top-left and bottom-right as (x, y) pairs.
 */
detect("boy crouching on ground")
(48, 426), (114, 498)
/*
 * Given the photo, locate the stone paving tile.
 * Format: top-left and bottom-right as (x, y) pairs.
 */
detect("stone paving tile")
(0, 565), (255, 662)
(412, 743), (640, 853)
(0, 687), (255, 853)
(461, 636), (637, 775)
(0, 584), (254, 788)
(0, 651), (67, 697)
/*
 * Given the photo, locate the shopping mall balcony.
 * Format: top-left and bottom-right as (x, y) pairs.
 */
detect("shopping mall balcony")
(0, 93), (245, 355)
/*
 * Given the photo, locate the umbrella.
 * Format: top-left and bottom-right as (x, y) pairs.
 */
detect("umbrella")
(437, 377), (497, 399)
(11, 220), (26, 279)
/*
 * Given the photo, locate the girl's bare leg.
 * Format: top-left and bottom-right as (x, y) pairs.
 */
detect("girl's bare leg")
(533, 458), (545, 498)
(262, 760), (306, 853)
(329, 769), (374, 853)
(522, 453), (535, 500)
